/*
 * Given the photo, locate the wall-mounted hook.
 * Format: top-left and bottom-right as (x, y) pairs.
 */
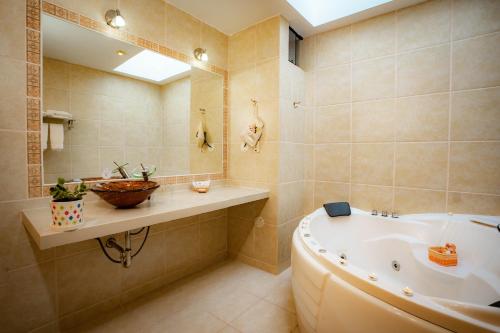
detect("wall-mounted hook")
(293, 101), (301, 109)
(251, 98), (257, 106)
(199, 108), (206, 114)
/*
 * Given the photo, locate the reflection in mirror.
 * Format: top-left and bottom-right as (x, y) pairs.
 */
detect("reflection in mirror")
(41, 14), (223, 184)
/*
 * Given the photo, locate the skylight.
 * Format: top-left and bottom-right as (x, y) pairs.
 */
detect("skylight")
(287, 0), (392, 27)
(114, 50), (191, 83)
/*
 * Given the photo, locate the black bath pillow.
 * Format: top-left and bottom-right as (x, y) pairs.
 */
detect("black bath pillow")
(323, 202), (351, 217)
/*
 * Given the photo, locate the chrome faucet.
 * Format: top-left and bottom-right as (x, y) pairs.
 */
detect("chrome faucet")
(381, 211), (388, 217)
(113, 161), (129, 179)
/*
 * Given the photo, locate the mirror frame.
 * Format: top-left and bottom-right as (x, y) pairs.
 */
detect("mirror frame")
(25, 1), (228, 197)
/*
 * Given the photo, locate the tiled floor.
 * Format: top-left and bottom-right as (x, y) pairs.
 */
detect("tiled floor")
(74, 260), (298, 333)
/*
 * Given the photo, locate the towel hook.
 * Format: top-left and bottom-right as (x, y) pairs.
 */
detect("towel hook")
(251, 98), (257, 106)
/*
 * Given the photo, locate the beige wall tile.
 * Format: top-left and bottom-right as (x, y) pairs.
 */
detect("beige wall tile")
(43, 87), (69, 113)
(165, 224), (200, 271)
(398, 45), (450, 96)
(254, 224), (277, 265)
(0, 131), (27, 200)
(51, 0), (117, 23)
(57, 249), (122, 315)
(351, 184), (393, 212)
(451, 87), (500, 141)
(0, 0), (25, 61)
(229, 26), (256, 70)
(304, 145), (314, 180)
(303, 181), (314, 214)
(280, 101), (304, 143)
(43, 58), (69, 90)
(165, 3), (200, 56)
(352, 98), (394, 142)
(0, 57), (26, 130)
(228, 217), (254, 258)
(315, 26), (351, 68)
(122, 232), (165, 290)
(395, 93), (449, 141)
(449, 142), (500, 194)
(279, 181), (305, 224)
(453, 0), (500, 40)
(280, 143), (304, 183)
(0, 262), (56, 332)
(452, 33), (500, 90)
(278, 218), (300, 265)
(315, 64), (350, 106)
(298, 36), (316, 72)
(314, 144), (350, 182)
(256, 58), (279, 101)
(229, 143), (256, 181)
(394, 188), (446, 213)
(351, 13), (395, 61)
(254, 142), (279, 183)
(200, 216), (227, 255)
(201, 23), (228, 69)
(397, 0), (450, 51)
(352, 56), (395, 102)
(313, 181), (349, 209)
(395, 143), (448, 190)
(351, 143), (394, 186)
(256, 17), (280, 61)
(314, 105), (350, 143)
(448, 192), (500, 215)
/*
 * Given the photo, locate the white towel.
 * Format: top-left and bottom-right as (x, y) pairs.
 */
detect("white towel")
(42, 122), (48, 151)
(49, 123), (64, 150)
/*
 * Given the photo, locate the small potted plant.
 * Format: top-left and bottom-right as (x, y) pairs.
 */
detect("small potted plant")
(50, 178), (87, 231)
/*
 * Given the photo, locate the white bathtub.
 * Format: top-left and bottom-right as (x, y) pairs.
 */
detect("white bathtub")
(291, 208), (500, 333)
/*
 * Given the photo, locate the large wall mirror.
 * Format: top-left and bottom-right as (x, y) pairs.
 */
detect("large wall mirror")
(41, 14), (223, 184)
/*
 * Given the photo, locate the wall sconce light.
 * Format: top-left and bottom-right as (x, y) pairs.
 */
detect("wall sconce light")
(194, 48), (208, 62)
(105, 9), (126, 29)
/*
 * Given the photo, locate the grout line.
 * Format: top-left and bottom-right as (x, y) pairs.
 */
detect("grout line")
(348, 24), (353, 204)
(445, 0), (454, 213)
(392, 10), (398, 212)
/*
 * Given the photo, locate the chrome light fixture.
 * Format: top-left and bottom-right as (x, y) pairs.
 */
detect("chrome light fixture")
(105, 9), (126, 29)
(193, 48), (208, 62)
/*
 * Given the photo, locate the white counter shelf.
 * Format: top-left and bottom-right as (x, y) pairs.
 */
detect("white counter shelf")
(22, 186), (269, 250)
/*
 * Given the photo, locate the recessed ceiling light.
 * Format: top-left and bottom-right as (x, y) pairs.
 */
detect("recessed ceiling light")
(287, 0), (392, 26)
(116, 50), (126, 56)
(114, 50), (191, 83)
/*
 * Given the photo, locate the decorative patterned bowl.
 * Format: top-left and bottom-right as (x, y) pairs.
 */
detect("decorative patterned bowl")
(91, 180), (160, 208)
(50, 199), (84, 231)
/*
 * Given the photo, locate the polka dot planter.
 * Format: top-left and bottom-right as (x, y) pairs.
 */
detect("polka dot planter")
(50, 199), (84, 231)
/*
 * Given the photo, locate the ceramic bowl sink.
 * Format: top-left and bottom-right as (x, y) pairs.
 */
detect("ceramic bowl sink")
(91, 181), (160, 208)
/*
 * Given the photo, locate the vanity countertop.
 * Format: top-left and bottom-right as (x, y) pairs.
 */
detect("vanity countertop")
(22, 186), (269, 250)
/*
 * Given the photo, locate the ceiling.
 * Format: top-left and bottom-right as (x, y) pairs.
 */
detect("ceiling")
(42, 15), (191, 85)
(166, 0), (425, 37)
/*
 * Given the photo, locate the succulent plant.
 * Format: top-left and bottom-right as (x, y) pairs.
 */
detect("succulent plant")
(50, 178), (87, 202)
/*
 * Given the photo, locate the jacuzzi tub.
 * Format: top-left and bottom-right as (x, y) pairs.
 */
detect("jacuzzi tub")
(291, 208), (500, 333)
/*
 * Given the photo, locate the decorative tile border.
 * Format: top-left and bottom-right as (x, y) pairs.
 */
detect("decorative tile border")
(27, 1), (229, 197)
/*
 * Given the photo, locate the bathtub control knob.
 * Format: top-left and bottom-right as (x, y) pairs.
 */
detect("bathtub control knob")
(403, 287), (413, 297)
(368, 273), (378, 281)
(371, 209), (378, 216)
(381, 211), (388, 217)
